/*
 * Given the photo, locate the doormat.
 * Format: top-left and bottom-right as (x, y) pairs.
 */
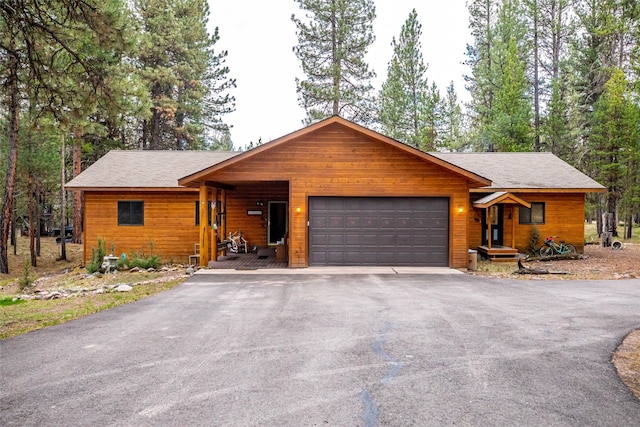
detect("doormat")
(236, 266), (258, 270)
(257, 255), (268, 259)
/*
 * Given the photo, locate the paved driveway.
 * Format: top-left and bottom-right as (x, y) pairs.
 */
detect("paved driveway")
(2, 273), (640, 426)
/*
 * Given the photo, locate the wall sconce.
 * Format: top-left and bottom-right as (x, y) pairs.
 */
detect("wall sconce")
(256, 200), (264, 206)
(296, 205), (301, 214)
(458, 205), (464, 213)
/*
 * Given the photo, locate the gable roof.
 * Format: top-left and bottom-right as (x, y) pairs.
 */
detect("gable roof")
(177, 115), (491, 187)
(65, 150), (239, 191)
(473, 191), (531, 208)
(430, 152), (605, 192)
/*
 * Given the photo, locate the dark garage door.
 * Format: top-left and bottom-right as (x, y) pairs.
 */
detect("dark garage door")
(309, 197), (449, 266)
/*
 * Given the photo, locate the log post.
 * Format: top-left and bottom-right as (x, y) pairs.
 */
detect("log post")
(199, 183), (209, 266)
(601, 212), (614, 247)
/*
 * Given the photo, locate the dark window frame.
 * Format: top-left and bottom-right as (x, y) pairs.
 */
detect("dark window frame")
(519, 202), (545, 225)
(195, 201), (214, 226)
(118, 201), (144, 226)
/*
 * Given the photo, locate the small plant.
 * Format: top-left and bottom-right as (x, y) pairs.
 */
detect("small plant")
(127, 253), (161, 270)
(528, 226), (541, 255)
(86, 237), (107, 273)
(18, 259), (34, 290)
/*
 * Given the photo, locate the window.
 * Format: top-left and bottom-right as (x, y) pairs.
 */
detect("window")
(519, 202), (545, 224)
(195, 201), (213, 226)
(118, 201), (144, 225)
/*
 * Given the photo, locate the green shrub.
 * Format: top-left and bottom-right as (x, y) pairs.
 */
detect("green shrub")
(127, 253), (161, 270)
(86, 237), (107, 273)
(528, 226), (541, 255)
(18, 259), (34, 290)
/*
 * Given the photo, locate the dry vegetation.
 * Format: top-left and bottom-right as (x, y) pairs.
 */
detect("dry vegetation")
(0, 236), (187, 339)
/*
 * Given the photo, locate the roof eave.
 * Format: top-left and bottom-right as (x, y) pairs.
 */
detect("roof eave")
(470, 187), (606, 193)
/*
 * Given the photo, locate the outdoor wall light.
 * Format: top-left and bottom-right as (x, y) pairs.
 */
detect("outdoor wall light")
(256, 200), (264, 206)
(296, 205), (301, 213)
(458, 205), (464, 213)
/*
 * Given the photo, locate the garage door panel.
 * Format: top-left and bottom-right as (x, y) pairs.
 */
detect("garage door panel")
(309, 197), (449, 267)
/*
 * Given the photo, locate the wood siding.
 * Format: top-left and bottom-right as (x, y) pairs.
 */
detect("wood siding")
(83, 191), (201, 264)
(467, 192), (586, 253)
(206, 123), (473, 268)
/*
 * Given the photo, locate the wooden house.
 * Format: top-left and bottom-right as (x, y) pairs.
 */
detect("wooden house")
(66, 116), (605, 268)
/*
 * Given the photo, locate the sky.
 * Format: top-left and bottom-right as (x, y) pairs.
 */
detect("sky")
(207, 1), (471, 148)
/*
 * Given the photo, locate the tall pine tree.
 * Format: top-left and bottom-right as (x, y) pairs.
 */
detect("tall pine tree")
(292, 0), (376, 124)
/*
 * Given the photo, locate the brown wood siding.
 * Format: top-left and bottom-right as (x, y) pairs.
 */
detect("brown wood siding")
(513, 193), (586, 252)
(223, 182), (288, 248)
(466, 193), (586, 254)
(83, 191), (200, 264)
(209, 124), (472, 268)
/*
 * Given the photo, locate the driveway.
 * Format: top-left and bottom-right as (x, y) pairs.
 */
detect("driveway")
(2, 273), (640, 426)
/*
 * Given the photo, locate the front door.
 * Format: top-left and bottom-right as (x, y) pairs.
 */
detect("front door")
(268, 201), (288, 245)
(481, 205), (504, 246)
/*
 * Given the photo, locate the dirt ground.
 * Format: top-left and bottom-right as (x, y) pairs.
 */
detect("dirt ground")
(470, 243), (640, 280)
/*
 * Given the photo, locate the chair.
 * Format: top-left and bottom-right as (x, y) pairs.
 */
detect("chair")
(189, 243), (200, 266)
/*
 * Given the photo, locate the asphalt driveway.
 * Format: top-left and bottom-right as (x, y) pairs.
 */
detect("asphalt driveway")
(2, 273), (640, 426)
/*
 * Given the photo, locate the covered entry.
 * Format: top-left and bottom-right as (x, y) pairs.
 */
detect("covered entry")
(308, 197), (449, 266)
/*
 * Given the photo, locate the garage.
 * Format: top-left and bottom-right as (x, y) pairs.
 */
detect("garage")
(309, 197), (449, 266)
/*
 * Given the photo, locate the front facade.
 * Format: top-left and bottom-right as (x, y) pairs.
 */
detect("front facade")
(66, 117), (604, 269)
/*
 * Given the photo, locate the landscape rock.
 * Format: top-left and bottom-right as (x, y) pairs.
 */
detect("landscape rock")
(115, 284), (133, 292)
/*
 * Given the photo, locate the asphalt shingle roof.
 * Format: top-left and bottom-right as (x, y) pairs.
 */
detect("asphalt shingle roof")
(66, 149), (604, 192)
(430, 152), (604, 190)
(65, 150), (239, 189)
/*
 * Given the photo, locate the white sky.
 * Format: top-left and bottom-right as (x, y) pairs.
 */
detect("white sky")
(207, 1), (471, 148)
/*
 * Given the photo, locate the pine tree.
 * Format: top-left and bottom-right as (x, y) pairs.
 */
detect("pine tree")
(135, 0), (235, 149)
(590, 68), (637, 236)
(292, 0), (376, 124)
(440, 82), (466, 151)
(378, 9), (434, 148)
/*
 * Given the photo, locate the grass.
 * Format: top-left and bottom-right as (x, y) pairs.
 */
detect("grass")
(0, 278), (182, 339)
(0, 236), (187, 340)
(584, 221), (640, 244)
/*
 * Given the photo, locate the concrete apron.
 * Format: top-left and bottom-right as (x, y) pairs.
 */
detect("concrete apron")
(195, 266), (464, 275)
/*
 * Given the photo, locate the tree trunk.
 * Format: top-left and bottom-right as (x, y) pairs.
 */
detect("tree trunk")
(72, 135), (83, 244)
(60, 136), (67, 261)
(625, 214), (633, 239)
(28, 174), (37, 268)
(601, 212), (615, 247)
(533, 0), (541, 152)
(0, 42), (21, 274)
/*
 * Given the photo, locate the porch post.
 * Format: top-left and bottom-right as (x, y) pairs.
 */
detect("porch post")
(199, 183), (210, 267)
(511, 206), (516, 249)
(220, 189), (226, 255)
(486, 208), (492, 250)
(211, 188), (218, 262)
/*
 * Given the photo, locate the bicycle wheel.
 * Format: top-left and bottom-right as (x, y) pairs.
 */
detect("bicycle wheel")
(563, 244), (577, 254)
(539, 246), (553, 257)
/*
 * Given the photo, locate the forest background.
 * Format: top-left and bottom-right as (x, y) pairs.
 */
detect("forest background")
(0, 0), (638, 274)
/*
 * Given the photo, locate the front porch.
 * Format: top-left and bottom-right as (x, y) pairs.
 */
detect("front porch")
(209, 249), (288, 269)
(477, 245), (521, 262)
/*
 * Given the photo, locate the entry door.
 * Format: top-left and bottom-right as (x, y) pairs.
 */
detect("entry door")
(268, 201), (288, 245)
(482, 205), (504, 246)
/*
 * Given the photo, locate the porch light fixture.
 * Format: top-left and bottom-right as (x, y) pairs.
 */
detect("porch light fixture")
(458, 205), (464, 213)
(296, 205), (301, 213)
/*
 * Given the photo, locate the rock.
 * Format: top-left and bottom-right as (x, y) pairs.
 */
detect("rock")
(93, 288), (104, 294)
(186, 267), (195, 276)
(146, 267), (155, 272)
(130, 267), (140, 273)
(115, 284), (133, 292)
(45, 291), (62, 300)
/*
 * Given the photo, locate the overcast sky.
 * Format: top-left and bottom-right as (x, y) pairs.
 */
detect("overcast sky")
(207, 1), (471, 148)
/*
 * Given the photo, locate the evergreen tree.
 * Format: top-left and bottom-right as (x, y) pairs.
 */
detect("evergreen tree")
(590, 68), (637, 234)
(0, 0), (130, 274)
(440, 82), (466, 151)
(135, 0), (235, 150)
(292, 0), (376, 124)
(378, 9), (434, 149)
